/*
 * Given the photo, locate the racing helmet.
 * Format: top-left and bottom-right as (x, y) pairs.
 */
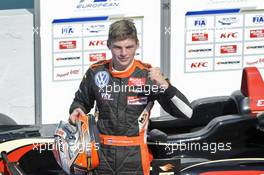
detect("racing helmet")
(53, 114), (100, 174)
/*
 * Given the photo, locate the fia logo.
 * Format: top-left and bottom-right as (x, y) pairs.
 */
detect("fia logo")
(61, 27), (74, 35)
(95, 71), (109, 88)
(194, 19), (207, 27)
(253, 16), (264, 24)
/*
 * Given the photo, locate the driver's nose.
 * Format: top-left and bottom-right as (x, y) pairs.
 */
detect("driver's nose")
(120, 48), (128, 57)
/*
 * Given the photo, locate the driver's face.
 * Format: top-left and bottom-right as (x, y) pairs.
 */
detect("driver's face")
(109, 38), (139, 71)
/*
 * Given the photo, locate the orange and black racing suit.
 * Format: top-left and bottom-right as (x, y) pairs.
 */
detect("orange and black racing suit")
(69, 59), (192, 175)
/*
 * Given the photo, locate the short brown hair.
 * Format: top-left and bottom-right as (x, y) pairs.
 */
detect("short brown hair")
(107, 19), (138, 48)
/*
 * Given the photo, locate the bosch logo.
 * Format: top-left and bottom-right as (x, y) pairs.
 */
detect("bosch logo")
(61, 26), (74, 35)
(218, 17), (238, 25)
(88, 40), (107, 47)
(253, 16), (264, 24)
(194, 19), (207, 27)
(220, 32), (238, 38)
(191, 62), (208, 68)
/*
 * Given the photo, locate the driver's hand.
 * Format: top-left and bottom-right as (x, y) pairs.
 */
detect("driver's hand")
(147, 67), (169, 90)
(69, 108), (85, 125)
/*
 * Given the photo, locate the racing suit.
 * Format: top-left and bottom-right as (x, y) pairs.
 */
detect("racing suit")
(69, 59), (192, 175)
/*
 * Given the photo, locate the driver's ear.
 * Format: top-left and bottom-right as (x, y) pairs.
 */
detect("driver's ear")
(136, 40), (139, 49)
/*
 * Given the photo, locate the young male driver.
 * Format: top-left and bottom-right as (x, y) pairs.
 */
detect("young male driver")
(69, 19), (193, 175)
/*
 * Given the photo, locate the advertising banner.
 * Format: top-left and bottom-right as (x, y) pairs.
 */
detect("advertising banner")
(171, 0), (264, 101)
(36, 0), (161, 123)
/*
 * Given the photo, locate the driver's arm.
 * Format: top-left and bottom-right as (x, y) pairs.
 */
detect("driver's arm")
(148, 67), (192, 119)
(69, 68), (95, 124)
(156, 84), (193, 119)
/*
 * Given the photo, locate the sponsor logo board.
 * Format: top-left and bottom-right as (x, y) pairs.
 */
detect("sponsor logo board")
(54, 66), (82, 81)
(185, 59), (213, 72)
(186, 44), (213, 58)
(244, 41), (264, 55)
(83, 23), (109, 36)
(83, 51), (111, 65)
(194, 18), (207, 27)
(215, 29), (242, 42)
(220, 45), (237, 54)
(244, 55), (264, 68)
(250, 29), (264, 38)
(192, 33), (208, 41)
(54, 38), (82, 52)
(245, 14), (264, 26)
(215, 15), (242, 28)
(59, 40), (77, 50)
(83, 37), (107, 50)
(215, 57), (242, 70)
(186, 16), (214, 29)
(186, 30), (213, 44)
(215, 43), (241, 56)
(89, 52), (106, 62)
(53, 24), (82, 38)
(54, 53), (82, 66)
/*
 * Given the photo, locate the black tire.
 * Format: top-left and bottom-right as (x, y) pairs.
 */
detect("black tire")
(0, 113), (17, 125)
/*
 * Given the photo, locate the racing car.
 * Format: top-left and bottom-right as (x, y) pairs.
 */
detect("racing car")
(1, 67), (264, 175)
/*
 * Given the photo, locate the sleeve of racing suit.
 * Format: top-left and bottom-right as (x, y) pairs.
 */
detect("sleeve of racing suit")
(155, 83), (193, 119)
(69, 68), (95, 114)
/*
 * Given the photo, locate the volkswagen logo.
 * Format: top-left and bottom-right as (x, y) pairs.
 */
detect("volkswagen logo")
(95, 71), (109, 88)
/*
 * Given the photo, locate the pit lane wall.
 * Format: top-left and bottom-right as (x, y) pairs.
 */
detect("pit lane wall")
(35, 0), (161, 124)
(170, 0), (264, 102)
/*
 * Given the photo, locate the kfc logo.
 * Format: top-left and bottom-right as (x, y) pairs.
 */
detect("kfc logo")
(220, 32), (238, 39)
(88, 40), (107, 47)
(190, 62), (208, 68)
